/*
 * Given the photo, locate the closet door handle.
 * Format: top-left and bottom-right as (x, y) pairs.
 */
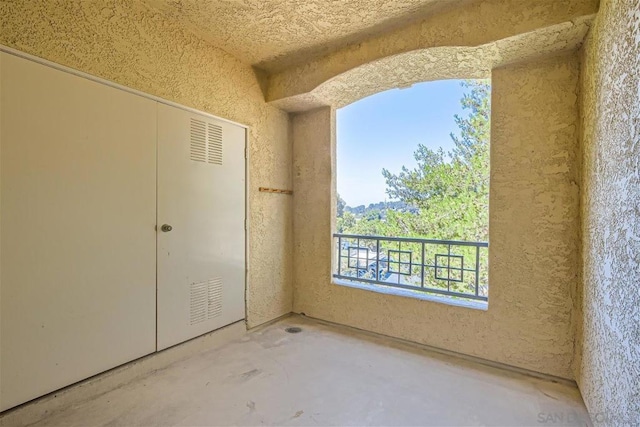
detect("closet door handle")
(160, 224), (173, 232)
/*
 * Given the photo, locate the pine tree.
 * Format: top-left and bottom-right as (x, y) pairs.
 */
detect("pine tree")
(345, 80), (491, 241)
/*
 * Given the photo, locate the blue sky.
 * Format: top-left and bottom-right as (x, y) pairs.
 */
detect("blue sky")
(337, 79), (468, 207)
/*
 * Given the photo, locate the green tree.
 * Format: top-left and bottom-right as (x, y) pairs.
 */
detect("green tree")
(337, 193), (346, 217)
(370, 80), (490, 241)
(337, 211), (356, 233)
(380, 80), (490, 241)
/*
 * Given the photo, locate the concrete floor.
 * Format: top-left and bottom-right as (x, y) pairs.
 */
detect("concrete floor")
(17, 316), (590, 426)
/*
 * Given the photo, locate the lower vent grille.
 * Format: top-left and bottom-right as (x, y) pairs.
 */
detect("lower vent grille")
(190, 278), (223, 325)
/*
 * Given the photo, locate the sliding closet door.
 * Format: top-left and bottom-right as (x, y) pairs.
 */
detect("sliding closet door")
(0, 53), (157, 411)
(157, 104), (246, 351)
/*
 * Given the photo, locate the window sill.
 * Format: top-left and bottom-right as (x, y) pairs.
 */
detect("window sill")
(332, 278), (488, 311)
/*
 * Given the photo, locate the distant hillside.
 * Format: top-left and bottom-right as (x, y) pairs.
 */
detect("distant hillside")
(345, 201), (418, 217)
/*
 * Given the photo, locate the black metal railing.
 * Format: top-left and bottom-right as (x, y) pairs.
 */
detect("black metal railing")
(334, 233), (488, 301)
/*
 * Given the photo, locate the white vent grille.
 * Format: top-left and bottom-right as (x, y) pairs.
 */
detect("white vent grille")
(189, 278), (223, 325)
(190, 118), (222, 165)
(207, 278), (223, 319)
(189, 281), (207, 325)
(190, 119), (207, 163)
(207, 123), (223, 165)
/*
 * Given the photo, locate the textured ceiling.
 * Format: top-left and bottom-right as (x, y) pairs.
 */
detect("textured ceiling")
(264, 0), (599, 111)
(140, 0), (456, 71)
(286, 17), (594, 111)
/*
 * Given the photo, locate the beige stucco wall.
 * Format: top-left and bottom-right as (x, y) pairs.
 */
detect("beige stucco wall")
(268, 0), (598, 110)
(282, 18), (593, 113)
(293, 53), (581, 379)
(577, 0), (640, 423)
(8, 3), (638, 416)
(0, 0), (293, 327)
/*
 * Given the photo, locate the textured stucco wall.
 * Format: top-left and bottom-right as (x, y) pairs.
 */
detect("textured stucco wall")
(295, 19), (592, 112)
(0, 0), (293, 327)
(268, 0), (598, 109)
(293, 53), (581, 379)
(292, 107), (335, 318)
(577, 0), (640, 423)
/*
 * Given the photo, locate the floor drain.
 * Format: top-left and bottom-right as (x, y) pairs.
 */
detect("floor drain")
(285, 327), (302, 334)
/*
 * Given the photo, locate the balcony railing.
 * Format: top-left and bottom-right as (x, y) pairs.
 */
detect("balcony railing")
(334, 233), (488, 301)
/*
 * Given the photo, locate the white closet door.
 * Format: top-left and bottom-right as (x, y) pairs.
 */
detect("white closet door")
(0, 53), (157, 411)
(157, 104), (246, 351)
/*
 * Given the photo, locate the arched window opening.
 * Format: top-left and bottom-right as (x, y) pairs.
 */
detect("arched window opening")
(334, 79), (490, 304)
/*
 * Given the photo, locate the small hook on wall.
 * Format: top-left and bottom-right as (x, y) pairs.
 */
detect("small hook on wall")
(259, 187), (293, 195)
